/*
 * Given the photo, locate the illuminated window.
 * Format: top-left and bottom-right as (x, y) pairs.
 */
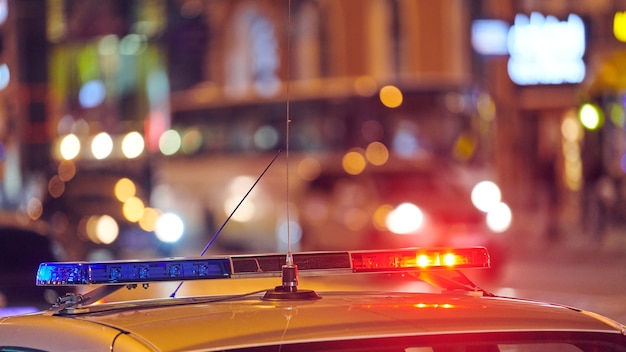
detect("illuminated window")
(294, 1), (323, 80)
(225, 6), (280, 98)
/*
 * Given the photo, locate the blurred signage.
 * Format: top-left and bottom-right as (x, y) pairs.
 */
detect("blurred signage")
(471, 19), (509, 55)
(507, 13), (586, 85)
(614, 11), (626, 42)
(472, 13), (586, 86)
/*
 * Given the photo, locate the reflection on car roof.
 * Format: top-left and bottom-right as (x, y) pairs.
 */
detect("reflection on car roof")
(3, 291), (624, 351)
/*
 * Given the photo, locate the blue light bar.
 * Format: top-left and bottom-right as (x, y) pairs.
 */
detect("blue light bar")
(36, 258), (231, 285)
(36, 247), (489, 286)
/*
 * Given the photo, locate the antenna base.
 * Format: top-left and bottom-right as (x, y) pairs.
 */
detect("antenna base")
(262, 286), (321, 301)
(262, 260), (321, 300)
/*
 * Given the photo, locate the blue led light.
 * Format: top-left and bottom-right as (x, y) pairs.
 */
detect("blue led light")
(36, 258), (231, 286)
(36, 263), (89, 285)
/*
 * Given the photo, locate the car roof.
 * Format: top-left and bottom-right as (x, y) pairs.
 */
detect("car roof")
(1, 247), (624, 351)
(1, 290), (624, 351)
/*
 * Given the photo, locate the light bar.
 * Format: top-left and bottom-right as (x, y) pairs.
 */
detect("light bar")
(36, 247), (489, 286)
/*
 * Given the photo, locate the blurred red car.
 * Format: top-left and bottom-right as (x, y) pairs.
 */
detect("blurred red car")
(299, 162), (510, 277)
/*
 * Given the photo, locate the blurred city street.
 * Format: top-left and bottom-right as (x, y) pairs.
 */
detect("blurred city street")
(482, 227), (626, 324)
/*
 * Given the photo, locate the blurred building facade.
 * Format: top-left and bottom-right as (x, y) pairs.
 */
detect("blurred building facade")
(0, 0), (623, 259)
(477, 0), (626, 248)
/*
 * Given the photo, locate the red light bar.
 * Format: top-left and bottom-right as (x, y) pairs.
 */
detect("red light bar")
(350, 247), (490, 272)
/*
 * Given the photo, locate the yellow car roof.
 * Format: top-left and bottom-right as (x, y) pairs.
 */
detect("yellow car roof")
(1, 291), (624, 351)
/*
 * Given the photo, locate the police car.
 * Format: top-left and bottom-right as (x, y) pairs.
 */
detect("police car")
(0, 246), (624, 351)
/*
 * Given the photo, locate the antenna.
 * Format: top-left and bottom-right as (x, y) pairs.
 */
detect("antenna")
(285, 0), (293, 266)
(169, 150), (282, 298)
(260, 0), (318, 300)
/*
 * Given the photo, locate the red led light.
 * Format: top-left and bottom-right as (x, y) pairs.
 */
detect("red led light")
(350, 247), (490, 272)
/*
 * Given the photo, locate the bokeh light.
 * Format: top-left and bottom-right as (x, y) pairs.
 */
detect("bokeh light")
(98, 34), (118, 55)
(79, 80), (106, 108)
(452, 133), (477, 161)
(115, 178), (136, 202)
(561, 114), (583, 142)
(277, 220), (302, 246)
(579, 103), (603, 130)
(373, 204), (393, 231)
(139, 207), (160, 232)
(120, 34), (147, 56)
(365, 142), (389, 166)
(226, 176), (257, 222)
(59, 134), (81, 160)
(477, 93), (496, 121)
(47, 175), (65, 198)
(609, 103), (625, 127)
(181, 128), (203, 154)
(379, 85), (403, 108)
(94, 215), (119, 245)
(471, 181), (502, 212)
(614, 10), (626, 42)
(26, 198), (43, 221)
(122, 131), (145, 159)
(91, 132), (113, 160)
(386, 202), (424, 235)
(229, 176), (255, 194)
(342, 149), (367, 175)
(444, 92), (467, 114)
(486, 202), (513, 232)
(297, 157), (321, 181)
(224, 194), (256, 222)
(0, 0), (8, 26)
(155, 212), (184, 243)
(253, 125), (279, 150)
(0, 63), (11, 91)
(123, 196), (145, 222)
(57, 160), (76, 182)
(85, 216), (100, 243)
(562, 111), (583, 191)
(392, 130), (419, 157)
(159, 129), (182, 155)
